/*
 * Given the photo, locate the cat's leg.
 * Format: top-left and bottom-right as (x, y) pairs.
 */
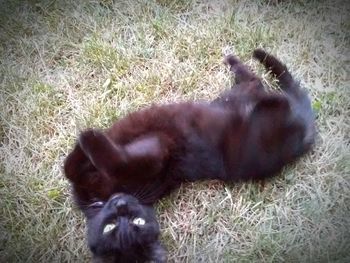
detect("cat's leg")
(253, 49), (295, 93)
(211, 54), (264, 106)
(78, 129), (127, 176)
(253, 48), (315, 148)
(224, 54), (260, 84)
(78, 129), (170, 179)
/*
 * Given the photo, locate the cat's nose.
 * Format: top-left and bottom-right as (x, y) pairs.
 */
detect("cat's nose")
(114, 199), (126, 208)
(112, 199), (128, 214)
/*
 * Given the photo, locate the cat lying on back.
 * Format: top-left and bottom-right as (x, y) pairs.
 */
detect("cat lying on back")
(64, 49), (315, 262)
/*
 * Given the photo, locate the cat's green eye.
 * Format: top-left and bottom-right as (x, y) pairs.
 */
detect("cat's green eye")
(103, 222), (118, 234)
(132, 217), (146, 225)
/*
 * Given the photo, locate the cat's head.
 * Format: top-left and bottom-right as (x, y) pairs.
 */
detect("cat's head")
(85, 193), (167, 262)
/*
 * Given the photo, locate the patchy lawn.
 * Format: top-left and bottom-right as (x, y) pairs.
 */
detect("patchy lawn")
(0, 0), (349, 262)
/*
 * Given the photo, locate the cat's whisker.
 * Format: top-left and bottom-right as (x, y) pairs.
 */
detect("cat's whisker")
(142, 186), (159, 200)
(134, 183), (154, 201)
(131, 187), (142, 199)
(138, 181), (170, 204)
(132, 187), (145, 200)
(134, 184), (150, 199)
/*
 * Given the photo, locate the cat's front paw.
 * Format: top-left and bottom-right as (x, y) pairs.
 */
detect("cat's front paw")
(79, 129), (105, 150)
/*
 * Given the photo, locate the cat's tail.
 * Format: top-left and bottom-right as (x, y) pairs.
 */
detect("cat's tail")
(253, 48), (300, 97)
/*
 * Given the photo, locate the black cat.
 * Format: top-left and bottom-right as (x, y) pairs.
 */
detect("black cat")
(64, 49), (315, 262)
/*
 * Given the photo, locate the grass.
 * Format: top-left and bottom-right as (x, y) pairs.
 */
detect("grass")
(0, 0), (349, 262)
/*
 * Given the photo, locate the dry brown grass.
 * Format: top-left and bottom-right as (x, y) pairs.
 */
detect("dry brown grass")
(1, 0), (349, 262)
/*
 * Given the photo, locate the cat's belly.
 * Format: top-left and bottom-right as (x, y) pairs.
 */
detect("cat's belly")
(172, 134), (227, 182)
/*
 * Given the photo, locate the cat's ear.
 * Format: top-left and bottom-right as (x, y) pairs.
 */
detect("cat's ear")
(64, 143), (87, 182)
(79, 129), (167, 177)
